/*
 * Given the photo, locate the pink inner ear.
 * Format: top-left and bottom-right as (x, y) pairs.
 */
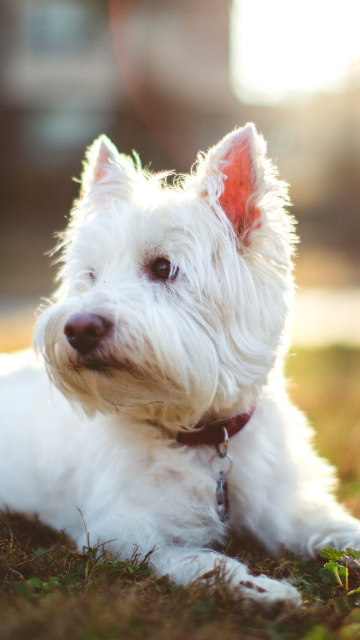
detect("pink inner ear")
(94, 144), (113, 183)
(219, 141), (260, 231)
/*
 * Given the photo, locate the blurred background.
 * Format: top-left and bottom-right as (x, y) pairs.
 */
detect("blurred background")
(1, 0), (360, 499)
(1, 0), (360, 345)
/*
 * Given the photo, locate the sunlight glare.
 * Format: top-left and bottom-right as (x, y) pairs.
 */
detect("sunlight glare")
(230, 0), (360, 104)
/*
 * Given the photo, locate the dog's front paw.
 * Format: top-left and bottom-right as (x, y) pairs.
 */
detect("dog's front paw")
(238, 575), (302, 607)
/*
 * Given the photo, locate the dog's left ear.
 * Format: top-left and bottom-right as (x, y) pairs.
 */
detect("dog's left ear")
(80, 135), (134, 197)
(198, 123), (265, 239)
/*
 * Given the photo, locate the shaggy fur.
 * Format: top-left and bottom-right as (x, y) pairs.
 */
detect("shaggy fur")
(1, 124), (359, 606)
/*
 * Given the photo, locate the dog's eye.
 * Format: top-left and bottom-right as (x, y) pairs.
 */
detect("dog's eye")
(89, 270), (97, 284)
(150, 258), (178, 281)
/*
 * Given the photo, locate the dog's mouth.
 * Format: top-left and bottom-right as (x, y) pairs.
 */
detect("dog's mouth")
(67, 352), (178, 392)
(70, 353), (133, 376)
(82, 362), (113, 374)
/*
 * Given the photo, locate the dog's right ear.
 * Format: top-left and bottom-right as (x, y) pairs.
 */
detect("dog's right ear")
(80, 135), (134, 197)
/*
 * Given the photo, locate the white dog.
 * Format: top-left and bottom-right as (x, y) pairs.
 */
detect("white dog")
(1, 124), (359, 606)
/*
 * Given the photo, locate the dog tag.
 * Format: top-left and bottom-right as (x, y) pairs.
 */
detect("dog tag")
(216, 471), (230, 522)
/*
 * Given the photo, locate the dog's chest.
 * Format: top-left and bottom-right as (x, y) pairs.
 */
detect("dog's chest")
(113, 440), (227, 547)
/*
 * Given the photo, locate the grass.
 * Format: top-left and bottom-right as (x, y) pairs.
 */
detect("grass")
(1, 346), (360, 639)
(286, 346), (360, 514)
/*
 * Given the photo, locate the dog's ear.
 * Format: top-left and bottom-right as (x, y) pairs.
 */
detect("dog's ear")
(199, 124), (265, 240)
(80, 135), (134, 197)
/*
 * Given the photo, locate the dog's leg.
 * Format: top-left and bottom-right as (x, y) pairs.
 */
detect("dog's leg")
(149, 546), (302, 606)
(296, 503), (360, 556)
(227, 400), (360, 559)
(284, 447), (360, 556)
(75, 522), (300, 606)
(239, 460), (360, 559)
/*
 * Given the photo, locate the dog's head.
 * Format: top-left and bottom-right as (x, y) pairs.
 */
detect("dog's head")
(35, 124), (295, 430)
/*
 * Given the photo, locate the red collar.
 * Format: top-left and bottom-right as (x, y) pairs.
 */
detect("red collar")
(176, 407), (254, 447)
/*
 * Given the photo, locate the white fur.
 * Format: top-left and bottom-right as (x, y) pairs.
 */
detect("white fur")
(1, 124), (359, 607)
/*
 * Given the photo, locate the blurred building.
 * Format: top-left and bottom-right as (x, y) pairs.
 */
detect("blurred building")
(1, 0), (235, 174)
(0, 0), (240, 297)
(1, 0), (360, 299)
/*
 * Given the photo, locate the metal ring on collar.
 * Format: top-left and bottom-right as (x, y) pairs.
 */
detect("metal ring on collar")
(209, 452), (233, 476)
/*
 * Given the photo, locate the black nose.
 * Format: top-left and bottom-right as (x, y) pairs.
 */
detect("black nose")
(64, 313), (110, 354)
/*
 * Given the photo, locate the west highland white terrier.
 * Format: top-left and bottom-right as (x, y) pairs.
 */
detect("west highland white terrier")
(1, 124), (359, 606)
